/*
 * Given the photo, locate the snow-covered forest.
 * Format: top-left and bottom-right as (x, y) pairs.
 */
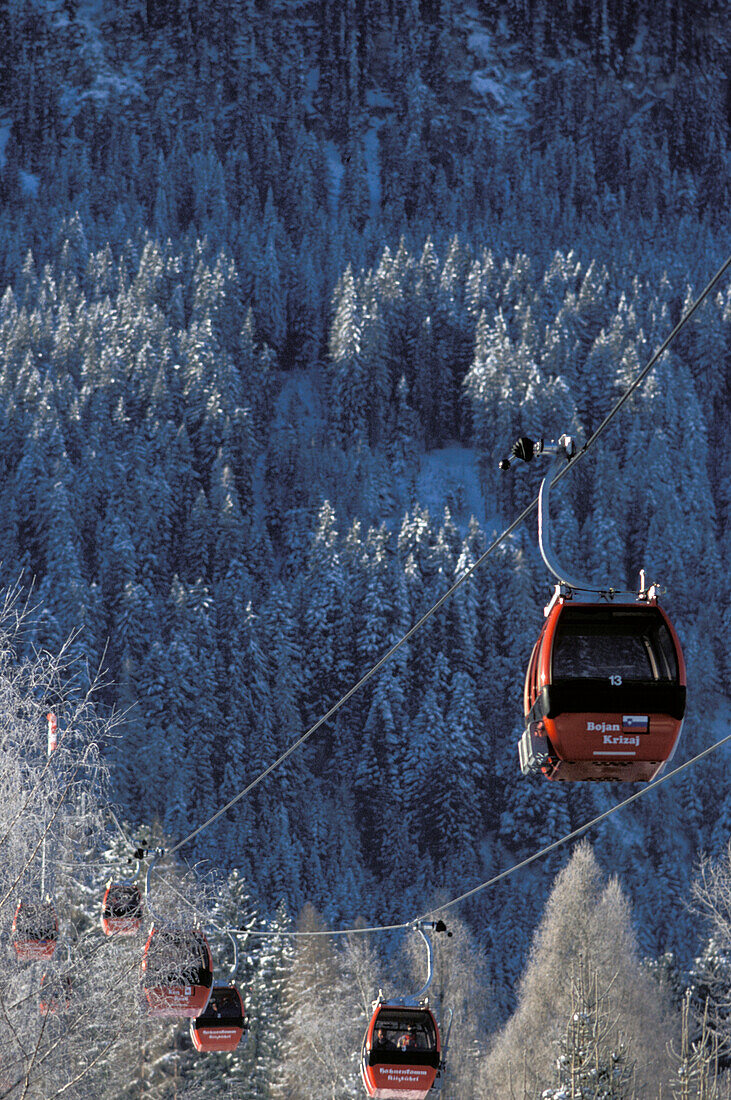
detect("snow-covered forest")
(0, 0), (728, 1094)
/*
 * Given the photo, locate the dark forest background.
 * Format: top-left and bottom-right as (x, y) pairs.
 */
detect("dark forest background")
(0, 0), (728, 1094)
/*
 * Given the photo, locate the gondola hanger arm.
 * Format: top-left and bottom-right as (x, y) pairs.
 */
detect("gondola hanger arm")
(144, 848), (174, 930)
(501, 432), (628, 598)
(406, 920), (451, 1004)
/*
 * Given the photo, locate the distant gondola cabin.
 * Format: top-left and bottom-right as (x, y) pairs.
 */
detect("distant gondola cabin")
(520, 598), (686, 781)
(101, 883), (143, 936)
(190, 984), (248, 1052)
(141, 927), (213, 1018)
(12, 901), (58, 961)
(361, 1004), (441, 1099)
(39, 972), (73, 1016)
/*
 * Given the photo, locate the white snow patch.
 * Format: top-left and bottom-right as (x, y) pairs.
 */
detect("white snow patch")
(414, 445), (498, 534)
(363, 123), (382, 215)
(471, 74), (508, 104)
(275, 371), (322, 427)
(19, 171), (39, 197)
(301, 65), (318, 114)
(0, 122), (11, 168)
(467, 30), (492, 60)
(365, 89), (395, 111)
(51, 0), (145, 123)
(0, 124), (39, 195)
(324, 140), (345, 216)
(460, 10), (533, 133)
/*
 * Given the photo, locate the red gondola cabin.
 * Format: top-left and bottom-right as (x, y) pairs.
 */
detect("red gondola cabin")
(519, 597), (686, 781)
(141, 927), (213, 1018)
(101, 882), (143, 936)
(39, 972), (73, 1016)
(361, 1004), (441, 1099)
(190, 983), (248, 1052)
(12, 901), (58, 961)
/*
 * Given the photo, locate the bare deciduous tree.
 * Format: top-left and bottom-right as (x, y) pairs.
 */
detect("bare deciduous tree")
(401, 913), (495, 1099)
(274, 903), (379, 1100)
(479, 841), (676, 1099)
(688, 843), (731, 1081)
(0, 595), (223, 1098)
(667, 992), (724, 1100)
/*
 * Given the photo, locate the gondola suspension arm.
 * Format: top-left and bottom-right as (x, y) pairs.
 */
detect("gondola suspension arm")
(406, 920), (451, 1005)
(144, 848), (173, 929)
(501, 433), (624, 598)
(226, 930), (239, 982)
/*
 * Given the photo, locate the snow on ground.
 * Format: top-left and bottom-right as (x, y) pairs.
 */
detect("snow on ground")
(467, 29), (494, 60)
(275, 370), (322, 428)
(462, 11), (532, 132)
(276, 374), (499, 544)
(362, 90), (395, 216)
(0, 122), (11, 168)
(50, 0), (145, 124)
(19, 171), (39, 197)
(324, 140), (345, 216)
(414, 444), (500, 535)
(1, 107), (37, 198)
(365, 90), (395, 111)
(363, 122), (383, 216)
(471, 74), (509, 104)
(303, 65), (319, 116)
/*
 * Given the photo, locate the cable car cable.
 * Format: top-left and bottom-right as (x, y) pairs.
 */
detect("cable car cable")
(158, 253), (730, 864)
(414, 727), (731, 920)
(220, 725), (731, 939)
(550, 253), (731, 490)
(105, 806), (138, 857)
(224, 919), (412, 938)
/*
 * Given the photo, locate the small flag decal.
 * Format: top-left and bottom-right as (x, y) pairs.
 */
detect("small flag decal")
(623, 715), (648, 734)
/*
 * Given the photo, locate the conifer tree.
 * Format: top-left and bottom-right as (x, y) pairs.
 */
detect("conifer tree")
(274, 903), (362, 1099)
(541, 960), (636, 1099)
(328, 266), (368, 445)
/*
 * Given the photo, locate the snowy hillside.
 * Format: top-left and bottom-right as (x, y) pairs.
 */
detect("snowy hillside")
(0, 0), (728, 1095)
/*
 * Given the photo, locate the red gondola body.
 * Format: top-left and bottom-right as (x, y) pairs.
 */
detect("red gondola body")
(520, 598), (686, 781)
(101, 882), (143, 936)
(361, 1004), (441, 1099)
(141, 927), (213, 1018)
(190, 983), (248, 1053)
(39, 972), (72, 1016)
(11, 901), (58, 962)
